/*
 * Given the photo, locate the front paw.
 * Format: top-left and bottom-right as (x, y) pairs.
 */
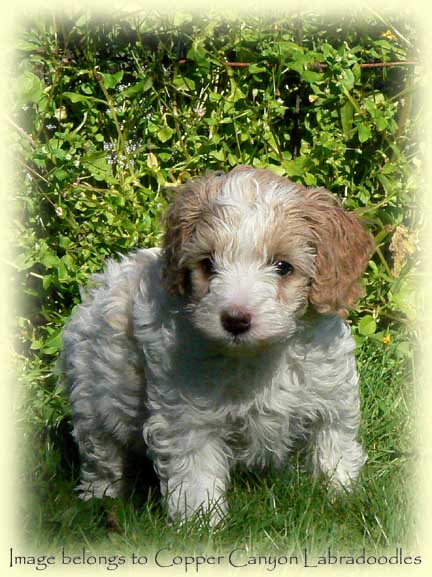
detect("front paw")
(312, 428), (366, 492)
(325, 465), (357, 493)
(168, 500), (227, 529)
(165, 478), (227, 528)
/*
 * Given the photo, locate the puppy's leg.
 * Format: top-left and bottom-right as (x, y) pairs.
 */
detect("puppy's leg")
(151, 432), (230, 527)
(73, 424), (125, 500)
(311, 419), (366, 490)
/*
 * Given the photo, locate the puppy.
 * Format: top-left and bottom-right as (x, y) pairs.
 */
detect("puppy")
(60, 165), (374, 525)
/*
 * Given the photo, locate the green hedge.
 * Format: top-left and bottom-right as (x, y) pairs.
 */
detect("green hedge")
(15, 11), (420, 427)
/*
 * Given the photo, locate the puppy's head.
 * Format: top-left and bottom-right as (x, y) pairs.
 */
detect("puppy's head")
(162, 166), (374, 348)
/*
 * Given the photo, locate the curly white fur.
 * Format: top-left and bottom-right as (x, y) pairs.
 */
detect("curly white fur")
(60, 166), (373, 525)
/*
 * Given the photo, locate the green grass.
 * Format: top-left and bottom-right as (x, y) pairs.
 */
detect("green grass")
(19, 336), (415, 559)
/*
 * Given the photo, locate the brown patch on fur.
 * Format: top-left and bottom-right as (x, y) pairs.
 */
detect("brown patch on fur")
(300, 187), (375, 315)
(277, 273), (311, 317)
(260, 214), (317, 277)
(189, 265), (211, 301)
(161, 173), (224, 294)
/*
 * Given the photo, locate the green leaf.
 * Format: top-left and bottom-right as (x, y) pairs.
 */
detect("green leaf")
(263, 131), (279, 153)
(57, 259), (70, 283)
(357, 123), (372, 143)
(42, 275), (52, 290)
(15, 252), (34, 271)
(285, 60), (304, 75)
(82, 152), (112, 181)
(340, 69), (355, 91)
(120, 78), (153, 98)
(40, 252), (60, 269)
(100, 71), (124, 89)
(59, 236), (71, 250)
(63, 92), (105, 105)
(248, 64), (267, 74)
(303, 172), (317, 185)
(210, 150), (225, 161)
(173, 76), (196, 92)
(146, 152), (159, 169)
(63, 91), (91, 104)
(320, 43), (336, 58)
(52, 169), (68, 182)
(396, 341), (412, 358)
(282, 156), (307, 177)
(209, 92), (222, 102)
(16, 71), (45, 105)
(143, 77), (154, 92)
(42, 332), (63, 355)
(30, 339), (43, 351)
(228, 80), (246, 102)
(301, 70), (322, 83)
(16, 38), (41, 51)
(340, 101), (354, 137)
(187, 42), (210, 68)
(375, 114), (388, 131)
(157, 126), (174, 143)
(389, 276), (418, 321)
(381, 162), (397, 175)
(364, 98), (377, 117)
(358, 315), (377, 336)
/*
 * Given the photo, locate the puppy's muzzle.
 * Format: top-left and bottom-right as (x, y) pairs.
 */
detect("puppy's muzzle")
(221, 309), (252, 336)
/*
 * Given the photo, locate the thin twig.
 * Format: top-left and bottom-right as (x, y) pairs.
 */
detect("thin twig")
(375, 244), (393, 278)
(364, 5), (413, 49)
(176, 59), (417, 69)
(356, 61), (417, 69)
(5, 116), (36, 148)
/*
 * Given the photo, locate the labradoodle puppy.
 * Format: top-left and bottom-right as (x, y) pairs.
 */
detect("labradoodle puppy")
(60, 165), (374, 525)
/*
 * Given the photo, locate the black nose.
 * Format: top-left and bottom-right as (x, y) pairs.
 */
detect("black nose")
(221, 309), (252, 336)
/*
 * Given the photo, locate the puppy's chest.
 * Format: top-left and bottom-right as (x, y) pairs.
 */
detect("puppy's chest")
(203, 359), (313, 465)
(220, 388), (310, 467)
(171, 348), (314, 421)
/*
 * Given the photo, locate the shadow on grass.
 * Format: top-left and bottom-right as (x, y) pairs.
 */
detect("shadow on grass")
(47, 417), (161, 503)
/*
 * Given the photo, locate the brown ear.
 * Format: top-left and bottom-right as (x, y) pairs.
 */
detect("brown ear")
(161, 173), (223, 295)
(302, 187), (375, 315)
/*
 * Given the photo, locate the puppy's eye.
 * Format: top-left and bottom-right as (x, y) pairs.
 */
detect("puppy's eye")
(273, 260), (294, 277)
(200, 258), (216, 277)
